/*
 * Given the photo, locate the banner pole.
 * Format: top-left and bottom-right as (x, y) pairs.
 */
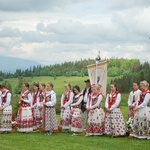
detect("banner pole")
(95, 51), (101, 84)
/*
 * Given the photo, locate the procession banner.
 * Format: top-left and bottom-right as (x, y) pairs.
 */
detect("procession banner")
(87, 60), (108, 96)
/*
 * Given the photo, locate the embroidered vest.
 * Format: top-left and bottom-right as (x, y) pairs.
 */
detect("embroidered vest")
(39, 91), (45, 103)
(72, 93), (83, 108)
(88, 93), (101, 108)
(63, 91), (71, 105)
(32, 92), (39, 105)
(1, 90), (10, 105)
(108, 91), (119, 109)
(45, 94), (51, 103)
(138, 90), (150, 106)
(20, 90), (30, 107)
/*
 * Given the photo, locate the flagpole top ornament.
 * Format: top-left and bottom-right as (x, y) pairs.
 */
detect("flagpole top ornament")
(95, 51), (101, 64)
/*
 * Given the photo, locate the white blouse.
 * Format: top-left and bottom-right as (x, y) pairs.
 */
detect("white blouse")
(71, 93), (83, 107)
(22, 90), (32, 105)
(82, 87), (90, 103)
(0, 90), (11, 109)
(105, 93), (121, 111)
(61, 91), (74, 108)
(45, 90), (56, 107)
(86, 94), (103, 109)
(128, 89), (141, 107)
(138, 93), (150, 109)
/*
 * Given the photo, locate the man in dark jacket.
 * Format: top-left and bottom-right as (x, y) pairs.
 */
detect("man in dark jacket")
(81, 79), (91, 129)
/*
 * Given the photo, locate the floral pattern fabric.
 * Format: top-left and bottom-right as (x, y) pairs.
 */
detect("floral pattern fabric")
(130, 107), (150, 139)
(60, 107), (71, 129)
(0, 106), (12, 131)
(32, 107), (41, 130)
(42, 107), (58, 131)
(86, 108), (105, 135)
(105, 108), (126, 135)
(17, 106), (33, 132)
(71, 108), (83, 132)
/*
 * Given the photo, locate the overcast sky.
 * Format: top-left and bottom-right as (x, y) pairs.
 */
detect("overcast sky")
(0, 0), (150, 65)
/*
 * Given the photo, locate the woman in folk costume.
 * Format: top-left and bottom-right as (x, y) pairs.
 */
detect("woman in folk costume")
(43, 83), (58, 135)
(0, 85), (12, 133)
(105, 83), (125, 137)
(32, 83), (41, 130)
(60, 83), (74, 133)
(17, 83), (33, 133)
(130, 80), (150, 139)
(71, 85), (83, 136)
(86, 84), (105, 136)
(39, 83), (46, 121)
(127, 82), (141, 118)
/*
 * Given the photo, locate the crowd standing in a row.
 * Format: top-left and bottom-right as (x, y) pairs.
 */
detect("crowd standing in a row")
(0, 80), (150, 139)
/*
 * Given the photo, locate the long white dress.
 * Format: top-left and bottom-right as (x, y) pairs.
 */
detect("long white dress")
(105, 91), (126, 136)
(32, 92), (41, 130)
(42, 90), (58, 131)
(17, 90), (33, 132)
(0, 90), (12, 132)
(127, 89), (141, 118)
(60, 91), (74, 130)
(71, 93), (83, 132)
(86, 93), (105, 136)
(130, 90), (150, 139)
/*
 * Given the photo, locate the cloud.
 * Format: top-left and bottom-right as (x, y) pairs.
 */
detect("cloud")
(0, 0), (150, 65)
(22, 30), (47, 43)
(110, 0), (150, 10)
(0, 0), (91, 12)
(0, 26), (21, 37)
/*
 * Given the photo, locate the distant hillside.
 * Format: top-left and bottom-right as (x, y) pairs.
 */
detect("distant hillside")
(0, 56), (40, 73)
(0, 58), (150, 93)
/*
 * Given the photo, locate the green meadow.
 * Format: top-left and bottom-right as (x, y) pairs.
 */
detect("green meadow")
(0, 76), (149, 150)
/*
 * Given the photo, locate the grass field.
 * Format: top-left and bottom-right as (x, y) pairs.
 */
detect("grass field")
(0, 76), (149, 150)
(0, 132), (149, 150)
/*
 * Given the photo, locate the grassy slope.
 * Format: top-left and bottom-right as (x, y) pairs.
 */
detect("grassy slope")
(0, 76), (149, 150)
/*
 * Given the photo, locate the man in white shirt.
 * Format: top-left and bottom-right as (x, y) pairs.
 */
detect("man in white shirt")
(127, 82), (141, 118)
(81, 79), (91, 129)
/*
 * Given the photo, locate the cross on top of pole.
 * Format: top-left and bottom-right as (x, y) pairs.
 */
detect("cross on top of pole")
(95, 51), (101, 64)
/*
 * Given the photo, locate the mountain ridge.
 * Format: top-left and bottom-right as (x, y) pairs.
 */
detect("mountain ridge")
(0, 56), (41, 73)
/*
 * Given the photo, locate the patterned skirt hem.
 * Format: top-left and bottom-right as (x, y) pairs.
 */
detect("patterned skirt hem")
(0, 128), (12, 132)
(86, 133), (103, 136)
(62, 126), (70, 130)
(71, 127), (83, 132)
(17, 128), (33, 132)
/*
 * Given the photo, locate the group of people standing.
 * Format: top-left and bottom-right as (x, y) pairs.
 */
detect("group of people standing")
(0, 79), (150, 140)
(60, 80), (125, 137)
(0, 82), (58, 135)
